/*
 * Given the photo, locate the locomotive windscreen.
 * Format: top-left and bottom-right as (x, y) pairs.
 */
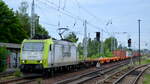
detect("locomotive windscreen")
(23, 42), (44, 51)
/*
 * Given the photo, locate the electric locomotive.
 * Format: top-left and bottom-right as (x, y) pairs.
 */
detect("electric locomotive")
(20, 39), (78, 72)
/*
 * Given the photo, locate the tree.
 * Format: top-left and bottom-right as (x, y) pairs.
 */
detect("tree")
(87, 38), (100, 58)
(17, 1), (49, 37)
(104, 48), (113, 57)
(104, 37), (118, 52)
(77, 42), (84, 59)
(78, 37), (117, 58)
(0, 0), (28, 43)
(34, 14), (49, 35)
(16, 1), (30, 36)
(0, 47), (10, 72)
(18, 1), (28, 15)
(78, 38), (101, 59)
(64, 32), (78, 43)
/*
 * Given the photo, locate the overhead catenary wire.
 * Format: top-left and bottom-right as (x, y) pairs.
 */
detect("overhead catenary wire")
(73, 0), (113, 35)
(36, 0), (113, 37)
(36, 0), (84, 29)
(40, 0), (124, 45)
(62, 0), (67, 10)
(74, 0), (103, 23)
(35, 2), (58, 28)
(36, 0), (84, 36)
(37, 1), (96, 26)
(37, 0), (81, 35)
(37, 0), (80, 28)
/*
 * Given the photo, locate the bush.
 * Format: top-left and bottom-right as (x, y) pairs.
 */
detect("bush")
(14, 69), (21, 77)
(104, 49), (113, 57)
(0, 47), (10, 72)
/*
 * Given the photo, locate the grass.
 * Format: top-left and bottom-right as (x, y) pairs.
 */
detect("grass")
(141, 58), (150, 65)
(134, 55), (150, 65)
(13, 69), (22, 77)
(143, 55), (150, 64)
(0, 75), (16, 80)
(143, 73), (150, 84)
(142, 55), (150, 84)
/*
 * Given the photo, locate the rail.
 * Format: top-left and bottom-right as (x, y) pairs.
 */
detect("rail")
(0, 74), (42, 84)
(113, 64), (150, 84)
(55, 60), (130, 84)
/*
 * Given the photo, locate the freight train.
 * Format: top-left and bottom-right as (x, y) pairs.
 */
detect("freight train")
(19, 38), (136, 73)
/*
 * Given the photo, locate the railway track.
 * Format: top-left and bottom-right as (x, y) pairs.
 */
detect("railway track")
(0, 59), (131, 84)
(0, 70), (15, 78)
(0, 74), (42, 84)
(112, 64), (150, 84)
(99, 66), (134, 84)
(55, 60), (130, 84)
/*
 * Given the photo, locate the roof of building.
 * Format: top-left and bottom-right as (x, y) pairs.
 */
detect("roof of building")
(0, 42), (21, 49)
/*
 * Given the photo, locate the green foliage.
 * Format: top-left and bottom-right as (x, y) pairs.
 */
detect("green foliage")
(90, 53), (101, 59)
(143, 56), (150, 84)
(78, 37), (117, 59)
(16, 11), (30, 36)
(104, 37), (118, 52)
(78, 42), (83, 57)
(79, 55), (84, 60)
(0, 47), (10, 72)
(141, 58), (150, 64)
(36, 24), (49, 35)
(14, 69), (21, 77)
(104, 48), (113, 57)
(0, 1), (49, 44)
(143, 74), (150, 84)
(0, 0), (28, 43)
(18, 1), (28, 15)
(17, 1), (49, 37)
(64, 32), (78, 43)
(78, 39), (101, 59)
(87, 39), (100, 57)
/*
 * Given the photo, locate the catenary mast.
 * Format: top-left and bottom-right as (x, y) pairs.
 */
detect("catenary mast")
(31, 0), (35, 38)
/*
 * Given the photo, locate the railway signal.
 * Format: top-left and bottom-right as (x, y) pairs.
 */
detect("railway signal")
(96, 32), (100, 41)
(128, 38), (131, 47)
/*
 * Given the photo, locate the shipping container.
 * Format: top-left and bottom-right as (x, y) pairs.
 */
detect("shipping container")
(112, 50), (126, 57)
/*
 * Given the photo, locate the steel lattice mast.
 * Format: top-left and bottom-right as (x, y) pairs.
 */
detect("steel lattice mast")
(83, 20), (88, 59)
(31, 0), (35, 38)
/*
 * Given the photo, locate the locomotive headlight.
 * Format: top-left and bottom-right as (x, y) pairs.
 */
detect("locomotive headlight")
(22, 60), (25, 63)
(40, 60), (42, 63)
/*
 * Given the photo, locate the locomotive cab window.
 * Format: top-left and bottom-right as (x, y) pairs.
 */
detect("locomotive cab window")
(23, 42), (44, 51)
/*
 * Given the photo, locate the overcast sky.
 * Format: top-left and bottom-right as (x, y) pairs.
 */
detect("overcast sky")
(3, 0), (150, 49)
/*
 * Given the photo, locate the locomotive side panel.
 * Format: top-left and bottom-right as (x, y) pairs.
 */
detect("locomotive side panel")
(52, 40), (78, 67)
(70, 46), (78, 63)
(53, 44), (63, 67)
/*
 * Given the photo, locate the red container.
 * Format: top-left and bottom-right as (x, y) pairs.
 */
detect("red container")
(112, 50), (126, 57)
(133, 52), (140, 56)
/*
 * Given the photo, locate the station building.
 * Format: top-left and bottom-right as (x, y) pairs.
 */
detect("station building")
(0, 42), (20, 69)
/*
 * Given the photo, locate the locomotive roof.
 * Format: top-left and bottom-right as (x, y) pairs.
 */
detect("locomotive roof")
(22, 39), (76, 45)
(53, 40), (76, 46)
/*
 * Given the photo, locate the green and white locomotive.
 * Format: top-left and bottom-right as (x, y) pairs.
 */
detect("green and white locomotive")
(20, 39), (78, 72)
